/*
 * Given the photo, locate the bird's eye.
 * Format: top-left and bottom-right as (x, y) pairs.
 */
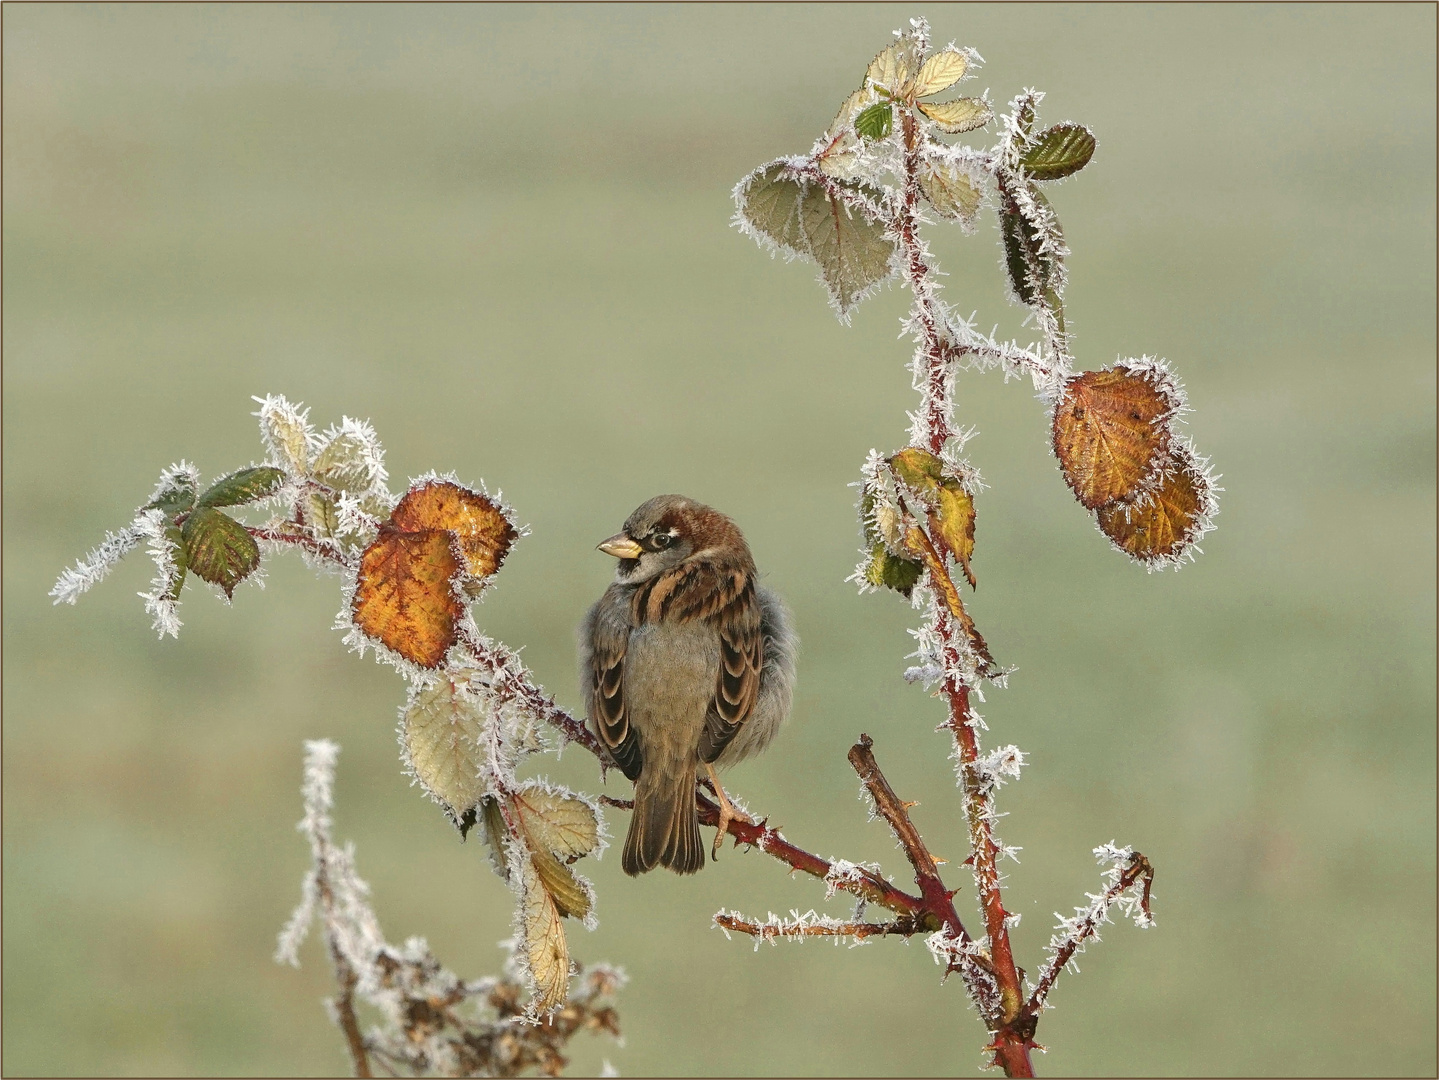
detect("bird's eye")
(651, 532), (673, 549)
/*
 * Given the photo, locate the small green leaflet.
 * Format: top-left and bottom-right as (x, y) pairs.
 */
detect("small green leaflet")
(864, 543), (923, 596)
(1021, 123), (1096, 181)
(854, 101), (893, 140)
(180, 507), (260, 598)
(1000, 185), (1062, 307)
(196, 466), (286, 509)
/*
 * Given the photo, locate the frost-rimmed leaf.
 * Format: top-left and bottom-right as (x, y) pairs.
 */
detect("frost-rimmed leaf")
(815, 88), (873, 180)
(887, 448), (977, 589)
(511, 784), (601, 861)
(391, 479), (518, 582)
(1053, 362), (1182, 509)
(254, 394), (315, 475)
(864, 543), (923, 596)
(145, 463), (199, 517)
(912, 48), (968, 97)
(518, 856), (571, 1012)
(918, 156), (983, 227)
(181, 506), (259, 598)
(401, 670), (489, 820)
(531, 848), (592, 921)
(1021, 123), (1096, 181)
(866, 38), (918, 95)
(352, 526), (463, 668)
(1096, 440), (1218, 570)
(854, 101), (893, 140)
(196, 466), (287, 509)
(734, 161), (896, 317)
(480, 796), (511, 880)
(1000, 184), (1062, 307)
(918, 97), (991, 134)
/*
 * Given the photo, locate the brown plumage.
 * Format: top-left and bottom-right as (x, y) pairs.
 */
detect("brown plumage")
(578, 495), (797, 875)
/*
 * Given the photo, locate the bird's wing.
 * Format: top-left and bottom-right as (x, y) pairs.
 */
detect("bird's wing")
(698, 576), (763, 765)
(584, 587), (643, 781)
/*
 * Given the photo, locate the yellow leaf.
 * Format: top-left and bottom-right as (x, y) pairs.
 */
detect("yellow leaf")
(866, 40), (916, 95)
(918, 97), (992, 134)
(918, 159), (983, 224)
(932, 483), (976, 589)
(530, 848), (592, 921)
(521, 857), (571, 1012)
(889, 446), (944, 490)
(352, 526), (462, 668)
(904, 525), (996, 675)
(912, 48), (968, 97)
(511, 785), (601, 860)
(402, 671), (488, 818)
(1053, 367), (1176, 509)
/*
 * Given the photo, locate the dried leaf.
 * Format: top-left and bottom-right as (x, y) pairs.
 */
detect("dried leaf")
(866, 39), (916, 95)
(180, 507), (259, 598)
(1053, 367), (1175, 509)
(738, 163), (896, 315)
(520, 857), (571, 1012)
(352, 526), (463, 668)
(402, 671), (488, 818)
(511, 785), (600, 860)
(918, 159), (983, 224)
(196, 466), (286, 510)
(917, 97), (991, 134)
(904, 525), (996, 675)
(854, 101), (893, 140)
(1097, 446), (1211, 565)
(531, 848), (592, 921)
(1021, 123), (1096, 181)
(864, 543), (923, 596)
(912, 49), (968, 97)
(391, 481), (517, 580)
(817, 89), (871, 179)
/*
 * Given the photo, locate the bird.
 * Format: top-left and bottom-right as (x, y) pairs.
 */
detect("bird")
(579, 495), (797, 876)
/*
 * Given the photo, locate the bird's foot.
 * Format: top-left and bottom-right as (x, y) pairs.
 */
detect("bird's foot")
(703, 763), (751, 860)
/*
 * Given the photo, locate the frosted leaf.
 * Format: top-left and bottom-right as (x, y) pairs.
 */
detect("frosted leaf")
(401, 669), (490, 818)
(918, 158), (983, 226)
(1096, 438), (1218, 570)
(736, 161), (896, 317)
(912, 48), (968, 98)
(1021, 123), (1096, 181)
(181, 507), (260, 599)
(253, 394), (315, 474)
(510, 783), (602, 860)
(918, 97), (991, 134)
(530, 847), (593, 921)
(866, 39), (919, 96)
(196, 466), (287, 510)
(313, 418), (388, 496)
(519, 856), (571, 1012)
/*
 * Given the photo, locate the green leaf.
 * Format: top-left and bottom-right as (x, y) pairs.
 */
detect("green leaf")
(312, 433), (375, 493)
(1000, 185), (1061, 307)
(864, 543), (923, 597)
(180, 507), (260, 598)
(146, 480), (196, 518)
(738, 163), (896, 316)
(1021, 123), (1096, 181)
(854, 101), (893, 140)
(196, 466), (286, 509)
(889, 447), (944, 490)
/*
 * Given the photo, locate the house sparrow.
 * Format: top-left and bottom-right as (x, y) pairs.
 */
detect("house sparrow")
(579, 495), (797, 876)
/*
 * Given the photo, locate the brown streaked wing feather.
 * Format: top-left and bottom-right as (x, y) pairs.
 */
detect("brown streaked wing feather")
(699, 581), (762, 764)
(591, 626), (643, 782)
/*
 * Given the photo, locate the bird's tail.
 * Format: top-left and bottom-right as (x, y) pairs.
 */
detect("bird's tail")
(622, 761), (703, 876)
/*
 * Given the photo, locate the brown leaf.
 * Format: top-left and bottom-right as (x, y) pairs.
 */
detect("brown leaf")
(391, 480), (517, 580)
(904, 525), (996, 676)
(1053, 367), (1177, 509)
(352, 525), (463, 667)
(1097, 445), (1211, 565)
(520, 857), (571, 1011)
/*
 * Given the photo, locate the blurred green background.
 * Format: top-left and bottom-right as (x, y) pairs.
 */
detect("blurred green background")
(4, 4), (1433, 1076)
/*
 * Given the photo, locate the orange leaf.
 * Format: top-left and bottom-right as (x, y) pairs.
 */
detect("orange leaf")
(352, 526), (463, 667)
(904, 524), (996, 676)
(1053, 367), (1176, 509)
(390, 480), (517, 579)
(1097, 447), (1210, 565)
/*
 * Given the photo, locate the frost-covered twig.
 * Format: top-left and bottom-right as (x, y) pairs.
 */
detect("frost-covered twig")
(1025, 845), (1155, 1016)
(277, 741), (624, 1078)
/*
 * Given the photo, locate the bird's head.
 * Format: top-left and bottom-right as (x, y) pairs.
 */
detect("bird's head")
(597, 494), (751, 584)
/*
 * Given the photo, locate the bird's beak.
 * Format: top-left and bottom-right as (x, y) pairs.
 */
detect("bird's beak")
(597, 533), (643, 559)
